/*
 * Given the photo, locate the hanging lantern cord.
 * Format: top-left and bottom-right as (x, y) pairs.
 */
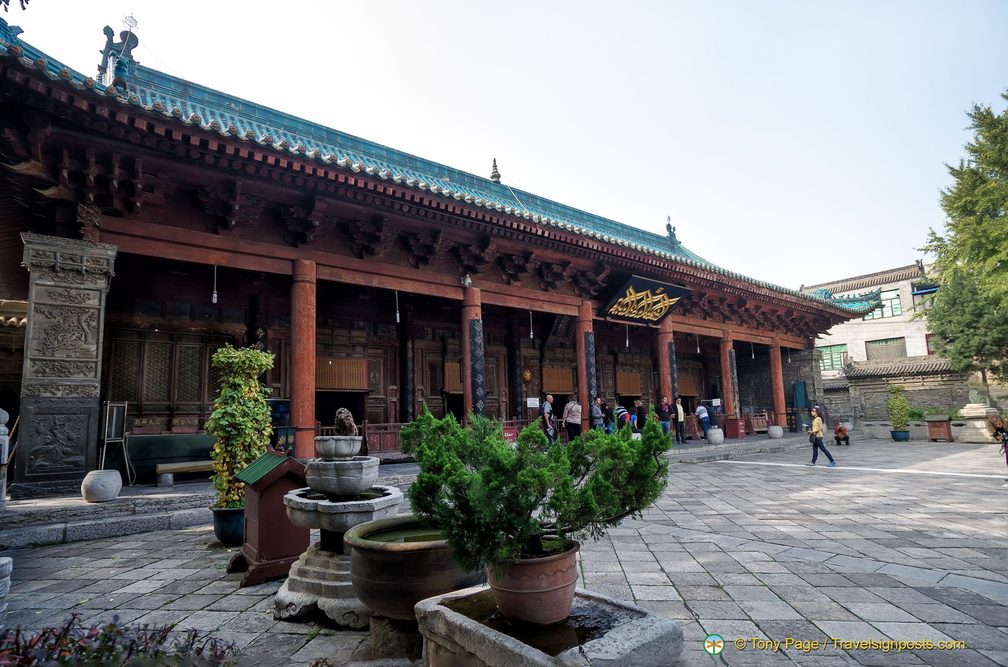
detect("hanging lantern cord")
(395, 290), (400, 324)
(529, 310), (533, 339)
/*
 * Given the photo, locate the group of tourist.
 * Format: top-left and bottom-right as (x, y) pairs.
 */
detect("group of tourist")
(540, 393), (693, 445)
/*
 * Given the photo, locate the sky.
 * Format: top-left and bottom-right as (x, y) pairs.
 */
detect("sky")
(4, 1), (1007, 291)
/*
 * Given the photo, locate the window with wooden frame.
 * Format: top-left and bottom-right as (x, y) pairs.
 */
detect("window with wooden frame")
(543, 367), (574, 394)
(316, 357), (369, 390)
(616, 371), (643, 396)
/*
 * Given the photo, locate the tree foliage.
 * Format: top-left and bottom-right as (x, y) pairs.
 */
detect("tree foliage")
(204, 345), (274, 508)
(921, 90), (1008, 382)
(923, 269), (1008, 381)
(401, 405), (672, 574)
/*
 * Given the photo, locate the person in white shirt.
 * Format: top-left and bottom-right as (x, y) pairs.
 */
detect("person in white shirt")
(694, 403), (710, 440)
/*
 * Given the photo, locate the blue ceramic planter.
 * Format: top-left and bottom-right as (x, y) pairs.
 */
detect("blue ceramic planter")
(890, 430), (910, 442)
(212, 507), (245, 547)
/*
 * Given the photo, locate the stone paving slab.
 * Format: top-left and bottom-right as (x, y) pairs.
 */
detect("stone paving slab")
(1, 435), (1006, 665)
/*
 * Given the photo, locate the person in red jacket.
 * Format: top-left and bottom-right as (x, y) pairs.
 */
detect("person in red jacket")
(834, 421), (850, 446)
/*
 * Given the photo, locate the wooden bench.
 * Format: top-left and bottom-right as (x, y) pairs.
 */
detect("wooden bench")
(155, 460), (213, 487)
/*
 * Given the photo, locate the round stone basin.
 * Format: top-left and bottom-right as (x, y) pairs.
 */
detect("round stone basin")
(315, 435), (362, 460)
(284, 484), (404, 534)
(305, 455), (379, 497)
(345, 516), (485, 621)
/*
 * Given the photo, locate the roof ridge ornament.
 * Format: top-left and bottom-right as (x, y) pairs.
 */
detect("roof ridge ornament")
(490, 158), (500, 183)
(666, 216), (680, 247)
(98, 15), (138, 88)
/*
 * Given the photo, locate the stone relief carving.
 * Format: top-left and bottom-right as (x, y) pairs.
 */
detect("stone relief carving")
(28, 360), (97, 379)
(21, 383), (99, 398)
(31, 304), (99, 358)
(25, 413), (87, 474)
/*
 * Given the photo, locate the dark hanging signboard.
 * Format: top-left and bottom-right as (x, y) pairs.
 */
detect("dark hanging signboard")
(601, 277), (691, 324)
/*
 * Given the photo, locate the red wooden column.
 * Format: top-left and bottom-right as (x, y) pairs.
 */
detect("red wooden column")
(719, 332), (736, 417)
(461, 285), (483, 418)
(769, 341), (787, 427)
(290, 259), (317, 458)
(575, 301), (593, 431)
(657, 317), (674, 401)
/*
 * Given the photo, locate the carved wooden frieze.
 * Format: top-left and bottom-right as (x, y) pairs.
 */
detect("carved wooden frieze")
(570, 262), (611, 298)
(451, 236), (497, 275)
(402, 229), (449, 269)
(343, 217), (400, 259)
(78, 203), (101, 243)
(536, 260), (575, 292)
(198, 181), (263, 232)
(496, 251), (539, 286)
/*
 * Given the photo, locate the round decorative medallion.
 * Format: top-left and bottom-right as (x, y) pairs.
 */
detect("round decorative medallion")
(521, 367), (534, 384)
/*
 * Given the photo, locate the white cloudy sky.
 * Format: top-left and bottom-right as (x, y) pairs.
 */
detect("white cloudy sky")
(5, 1), (1007, 290)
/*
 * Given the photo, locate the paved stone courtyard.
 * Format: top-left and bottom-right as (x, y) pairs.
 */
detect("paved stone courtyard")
(3, 436), (1007, 665)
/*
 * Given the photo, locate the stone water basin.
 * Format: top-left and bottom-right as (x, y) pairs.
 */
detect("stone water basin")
(284, 485), (403, 534)
(416, 586), (684, 666)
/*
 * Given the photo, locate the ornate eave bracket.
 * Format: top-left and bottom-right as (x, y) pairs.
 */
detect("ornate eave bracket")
(343, 217), (400, 259)
(450, 236), (497, 276)
(402, 229), (449, 269)
(198, 181), (263, 232)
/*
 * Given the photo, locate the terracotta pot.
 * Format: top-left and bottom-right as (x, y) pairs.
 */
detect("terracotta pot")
(211, 506), (245, 547)
(345, 516), (484, 621)
(487, 540), (580, 625)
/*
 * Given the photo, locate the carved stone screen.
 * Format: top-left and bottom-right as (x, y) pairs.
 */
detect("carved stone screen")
(15, 233), (117, 497)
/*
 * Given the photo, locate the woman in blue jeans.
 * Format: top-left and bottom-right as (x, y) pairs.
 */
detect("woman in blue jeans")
(806, 406), (836, 467)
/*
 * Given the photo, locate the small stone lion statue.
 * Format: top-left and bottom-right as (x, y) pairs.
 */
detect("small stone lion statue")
(333, 408), (358, 437)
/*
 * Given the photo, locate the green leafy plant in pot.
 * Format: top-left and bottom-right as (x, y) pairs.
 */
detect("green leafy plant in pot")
(886, 384), (911, 442)
(204, 345), (274, 546)
(400, 405), (672, 625)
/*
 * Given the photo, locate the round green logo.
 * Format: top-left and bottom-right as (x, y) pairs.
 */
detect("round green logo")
(704, 634), (724, 655)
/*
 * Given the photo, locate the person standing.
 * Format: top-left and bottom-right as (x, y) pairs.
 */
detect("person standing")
(562, 395), (582, 441)
(674, 396), (686, 444)
(656, 395), (673, 437)
(603, 401), (615, 434)
(633, 399), (647, 432)
(590, 397), (604, 431)
(540, 394), (556, 446)
(806, 406), (836, 467)
(694, 403), (710, 441)
(614, 404), (630, 430)
(833, 421), (850, 446)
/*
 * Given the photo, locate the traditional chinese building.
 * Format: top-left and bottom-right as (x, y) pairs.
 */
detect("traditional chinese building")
(0, 17), (878, 496)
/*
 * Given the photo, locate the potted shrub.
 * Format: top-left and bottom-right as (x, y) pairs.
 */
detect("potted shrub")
(886, 385), (911, 442)
(400, 405), (672, 625)
(204, 345), (275, 546)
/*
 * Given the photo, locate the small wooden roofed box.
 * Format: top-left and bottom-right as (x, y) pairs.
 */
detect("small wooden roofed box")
(227, 451), (308, 587)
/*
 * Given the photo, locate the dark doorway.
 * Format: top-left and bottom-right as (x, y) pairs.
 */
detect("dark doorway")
(316, 391), (366, 427)
(444, 393), (464, 423)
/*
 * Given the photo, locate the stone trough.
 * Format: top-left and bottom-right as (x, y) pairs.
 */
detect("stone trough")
(416, 586), (684, 666)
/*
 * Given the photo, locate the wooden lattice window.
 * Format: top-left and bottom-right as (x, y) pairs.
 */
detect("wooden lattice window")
(677, 376), (698, 397)
(444, 362), (463, 394)
(316, 357), (369, 390)
(543, 367), (574, 393)
(616, 371), (642, 396)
